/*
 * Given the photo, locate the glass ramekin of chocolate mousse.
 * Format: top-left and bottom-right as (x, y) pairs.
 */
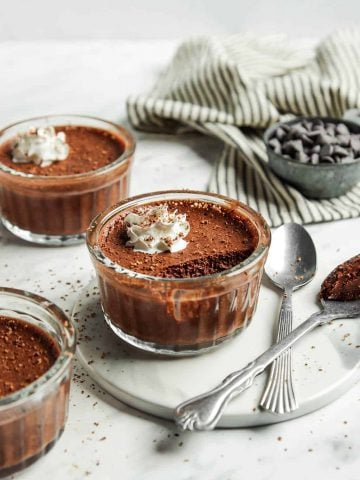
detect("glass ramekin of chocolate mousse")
(0, 287), (75, 477)
(0, 115), (135, 245)
(87, 190), (270, 356)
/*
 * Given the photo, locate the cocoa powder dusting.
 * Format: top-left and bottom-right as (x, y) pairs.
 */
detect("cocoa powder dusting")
(100, 200), (259, 278)
(0, 125), (125, 176)
(0, 316), (60, 397)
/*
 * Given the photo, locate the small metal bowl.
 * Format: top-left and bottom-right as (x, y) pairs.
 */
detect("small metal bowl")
(264, 116), (360, 199)
(344, 109), (360, 126)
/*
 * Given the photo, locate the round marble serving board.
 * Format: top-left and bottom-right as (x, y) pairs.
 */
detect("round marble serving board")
(74, 278), (360, 428)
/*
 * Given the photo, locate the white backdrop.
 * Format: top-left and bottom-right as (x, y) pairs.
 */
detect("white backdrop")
(1, 0), (359, 40)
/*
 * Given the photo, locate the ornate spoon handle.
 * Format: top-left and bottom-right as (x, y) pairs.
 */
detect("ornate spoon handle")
(260, 289), (298, 414)
(174, 310), (336, 431)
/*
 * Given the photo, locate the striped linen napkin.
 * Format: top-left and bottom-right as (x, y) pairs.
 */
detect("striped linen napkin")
(127, 29), (360, 227)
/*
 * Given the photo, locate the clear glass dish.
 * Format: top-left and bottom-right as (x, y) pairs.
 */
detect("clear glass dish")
(0, 288), (76, 477)
(0, 115), (135, 246)
(87, 190), (271, 356)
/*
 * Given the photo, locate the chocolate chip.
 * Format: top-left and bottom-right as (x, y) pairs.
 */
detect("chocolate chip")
(333, 146), (349, 157)
(320, 144), (334, 157)
(295, 151), (308, 163)
(326, 123), (336, 135)
(337, 134), (350, 147)
(310, 153), (319, 164)
(282, 140), (303, 154)
(300, 134), (313, 146)
(289, 125), (308, 138)
(275, 127), (287, 141)
(303, 120), (313, 131)
(350, 136), (360, 154)
(307, 130), (321, 138)
(269, 138), (282, 154)
(312, 119), (324, 128)
(316, 132), (335, 145)
(336, 123), (350, 135)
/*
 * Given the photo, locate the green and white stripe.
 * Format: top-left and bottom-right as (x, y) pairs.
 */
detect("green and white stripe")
(127, 30), (360, 227)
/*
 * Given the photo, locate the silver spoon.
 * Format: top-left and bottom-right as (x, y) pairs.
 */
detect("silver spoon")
(260, 223), (317, 414)
(174, 298), (360, 431)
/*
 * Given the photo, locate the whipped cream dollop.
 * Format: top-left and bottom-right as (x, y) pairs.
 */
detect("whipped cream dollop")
(125, 204), (190, 254)
(11, 126), (69, 167)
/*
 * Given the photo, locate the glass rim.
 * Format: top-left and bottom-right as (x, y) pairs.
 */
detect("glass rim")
(0, 114), (135, 180)
(0, 287), (76, 408)
(87, 190), (271, 284)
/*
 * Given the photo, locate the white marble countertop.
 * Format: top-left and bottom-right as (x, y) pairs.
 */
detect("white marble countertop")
(0, 40), (359, 480)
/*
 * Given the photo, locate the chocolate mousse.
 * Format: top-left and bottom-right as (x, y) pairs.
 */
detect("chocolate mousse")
(0, 288), (75, 477)
(0, 116), (134, 243)
(99, 200), (259, 278)
(321, 254), (360, 301)
(0, 126), (125, 176)
(0, 316), (60, 397)
(88, 192), (270, 354)
(0, 316), (67, 477)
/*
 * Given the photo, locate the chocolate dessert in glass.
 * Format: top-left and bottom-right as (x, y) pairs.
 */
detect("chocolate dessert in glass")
(0, 115), (135, 245)
(87, 191), (270, 355)
(0, 287), (75, 477)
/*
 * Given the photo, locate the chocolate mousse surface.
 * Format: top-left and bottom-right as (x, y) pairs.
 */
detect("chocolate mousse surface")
(321, 254), (360, 301)
(0, 316), (60, 397)
(0, 125), (125, 176)
(99, 200), (259, 278)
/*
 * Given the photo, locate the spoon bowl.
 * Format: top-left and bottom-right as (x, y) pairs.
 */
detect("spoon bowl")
(265, 223), (317, 290)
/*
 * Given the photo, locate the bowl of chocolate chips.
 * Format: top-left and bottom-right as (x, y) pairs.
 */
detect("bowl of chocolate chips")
(264, 117), (360, 198)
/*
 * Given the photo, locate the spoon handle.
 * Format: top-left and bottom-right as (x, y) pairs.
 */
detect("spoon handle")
(174, 310), (334, 431)
(260, 289), (297, 414)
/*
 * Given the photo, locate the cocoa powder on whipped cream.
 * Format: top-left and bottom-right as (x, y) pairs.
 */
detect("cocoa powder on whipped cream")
(11, 126), (69, 167)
